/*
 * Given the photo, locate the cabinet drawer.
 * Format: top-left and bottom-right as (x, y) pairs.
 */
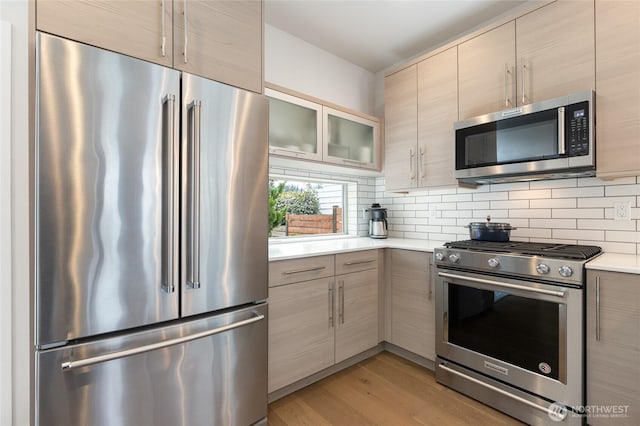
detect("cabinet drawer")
(269, 255), (335, 287)
(335, 250), (379, 275)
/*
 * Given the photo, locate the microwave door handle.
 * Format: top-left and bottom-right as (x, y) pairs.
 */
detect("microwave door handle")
(558, 106), (566, 155)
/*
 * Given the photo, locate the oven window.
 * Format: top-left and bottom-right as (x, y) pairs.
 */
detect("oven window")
(448, 284), (560, 380)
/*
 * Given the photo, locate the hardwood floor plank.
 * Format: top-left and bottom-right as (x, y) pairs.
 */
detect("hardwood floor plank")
(268, 351), (525, 425)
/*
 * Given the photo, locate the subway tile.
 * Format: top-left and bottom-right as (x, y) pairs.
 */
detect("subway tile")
(428, 233), (458, 241)
(437, 202), (458, 211)
(605, 184), (640, 197)
(473, 191), (509, 201)
(392, 224), (416, 232)
(605, 231), (640, 243)
(531, 237), (576, 244)
(416, 225), (442, 233)
(578, 196), (637, 208)
(388, 231), (404, 238)
(429, 217), (458, 226)
(529, 178), (577, 189)
(405, 217), (430, 225)
(443, 193), (473, 202)
(387, 218), (404, 225)
(509, 189), (552, 200)
(530, 198), (577, 209)
(490, 200), (529, 209)
(553, 229), (604, 241)
(552, 208), (603, 219)
(414, 196), (429, 203)
(405, 232), (430, 240)
(392, 210), (417, 218)
(424, 195), (443, 203)
(578, 219), (636, 231)
(458, 201), (490, 210)
(441, 210), (473, 218)
(552, 186), (604, 198)
(442, 226), (465, 235)
(509, 209), (551, 218)
(578, 176), (636, 187)
(490, 182), (530, 192)
(472, 210), (508, 219)
(589, 241), (636, 254)
(530, 218), (576, 229)
(415, 210), (430, 218)
(404, 203), (428, 211)
(511, 228), (552, 239)
(428, 187), (459, 195)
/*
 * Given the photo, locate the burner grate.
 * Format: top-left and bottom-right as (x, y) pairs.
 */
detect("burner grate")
(444, 240), (602, 260)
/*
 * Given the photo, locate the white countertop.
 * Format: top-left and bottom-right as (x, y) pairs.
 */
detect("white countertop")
(586, 253), (640, 275)
(269, 237), (444, 261)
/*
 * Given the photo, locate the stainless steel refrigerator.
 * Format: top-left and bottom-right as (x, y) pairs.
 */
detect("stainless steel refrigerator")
(35, 32), (268, 426)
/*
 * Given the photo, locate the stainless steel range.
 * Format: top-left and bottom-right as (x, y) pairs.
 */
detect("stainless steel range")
(434, 241), (601, 425)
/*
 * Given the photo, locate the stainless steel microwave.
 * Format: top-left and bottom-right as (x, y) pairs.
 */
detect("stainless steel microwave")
(454, 90), (594, 184)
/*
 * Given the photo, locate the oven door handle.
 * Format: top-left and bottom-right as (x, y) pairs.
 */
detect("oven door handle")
(437, 272), (566, 298)
(438, 363), (564, 419)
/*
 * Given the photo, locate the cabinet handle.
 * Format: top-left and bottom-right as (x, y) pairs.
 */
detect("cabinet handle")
(427, 261), (432, 300)
(409, 148), (416, 180)
(161, 0), (166, 57)
(419, 145), (425, 181)
(183, 0), (188, 64)
(339, 280), (345, 324)
(520, 60), (527, 104)
(283, 265), (326, 275)
(504, 63), (512, 107)
(595, 276), (601, 341)
(344, 259), (376, 266)
(328, 282), (334, 328)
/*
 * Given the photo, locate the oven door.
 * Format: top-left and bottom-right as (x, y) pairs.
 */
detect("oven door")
(435, 268), (584, 407)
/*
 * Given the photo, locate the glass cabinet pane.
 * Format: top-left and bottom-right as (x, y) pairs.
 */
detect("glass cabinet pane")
(324, 107), (379, 169)
(266, 89), (322, 160)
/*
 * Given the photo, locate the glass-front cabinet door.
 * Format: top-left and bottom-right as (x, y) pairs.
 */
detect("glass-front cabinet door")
(323, 107), (380, 170)
(266, 88), (322, 161)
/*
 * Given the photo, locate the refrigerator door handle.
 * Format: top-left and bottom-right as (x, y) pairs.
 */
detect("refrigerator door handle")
(162, 94), (178, 294)
(61, 312), (265, 371)
(187, 100), (201, 290)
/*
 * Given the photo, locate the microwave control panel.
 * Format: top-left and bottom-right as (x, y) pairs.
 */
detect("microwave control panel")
(567, 101), (590, 156)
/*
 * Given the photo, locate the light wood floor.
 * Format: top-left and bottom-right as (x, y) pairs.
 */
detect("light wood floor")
(268, 351), (525, 425)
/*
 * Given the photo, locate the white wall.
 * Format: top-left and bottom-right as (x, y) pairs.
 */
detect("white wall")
(0, 1), (31, 425)
(265, 24), (376, 115)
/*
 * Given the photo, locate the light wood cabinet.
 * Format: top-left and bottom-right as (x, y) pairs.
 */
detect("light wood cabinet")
(36, 0), (263, 93)
(36, 0), (173, 67)
(594, 0), (640, 178)
(268, 253), (379, 393)
(417, 47), (458, 188)
(268, 277), (335, 393)
(458, 22), (516, 119)
(384, 65), (418, 191)
(384, 47), (458, 191)
(586, 270), (640, 425)
(173, 0), (262, 93)
(457, 0), (595, 119)
(335, 268), (379, 363)
(515, 0), (595, 105)
(389, 249), (435, 360)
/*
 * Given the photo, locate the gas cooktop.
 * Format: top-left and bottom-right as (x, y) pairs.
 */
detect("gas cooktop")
(444, 240), (602, 260)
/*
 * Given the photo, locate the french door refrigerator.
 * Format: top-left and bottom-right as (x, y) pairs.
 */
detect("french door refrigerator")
(35, 32), (268, 426)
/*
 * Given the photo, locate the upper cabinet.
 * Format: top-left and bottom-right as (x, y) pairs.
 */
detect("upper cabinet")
(36, 0), (263, 93)
(173, 0), (262, 93)
(383, 65), (417, 190)
(595, 0), (640, 178)
(457, 0), (595, 119)
(266, 87), (381, 171)
(384, 47), (458, 191)
(417, 47), (458, 188)
(458, 22), (516, 120)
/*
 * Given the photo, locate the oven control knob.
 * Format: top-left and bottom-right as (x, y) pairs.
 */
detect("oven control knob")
(435, 252), (445, 261)
(448, 253), (460, 263)
(488, 258), (500, 268)
(558, 265), (574, 277)
(536, 263), (550, 275)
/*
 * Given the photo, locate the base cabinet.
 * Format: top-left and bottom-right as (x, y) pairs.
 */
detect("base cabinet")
(389, 249), (435, 360)
(268, 252), (379, 393)
(586, 270), (640, 425)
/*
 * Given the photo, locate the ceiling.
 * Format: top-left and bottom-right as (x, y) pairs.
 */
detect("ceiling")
(265, 0), (528, 73)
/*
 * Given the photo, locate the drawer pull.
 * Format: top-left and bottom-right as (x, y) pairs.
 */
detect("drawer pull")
(283, 265), (326, 275)
(344, 259), (376, 266)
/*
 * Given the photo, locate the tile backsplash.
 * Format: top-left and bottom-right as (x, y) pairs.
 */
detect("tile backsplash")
(376, 176), (640, 254)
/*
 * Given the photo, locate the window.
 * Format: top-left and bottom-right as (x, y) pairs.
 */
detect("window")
(269, 177), (346, 239)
